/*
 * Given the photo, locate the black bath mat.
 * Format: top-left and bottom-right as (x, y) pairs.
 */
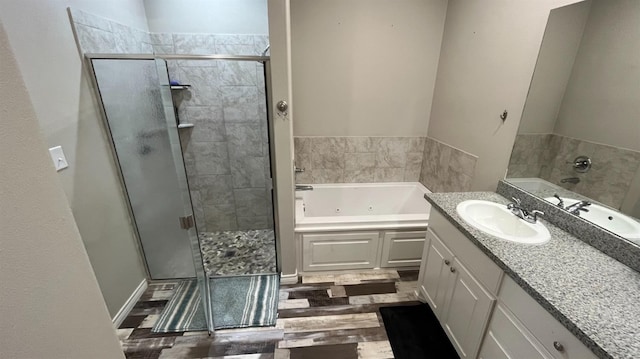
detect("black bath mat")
(379, 304), (459, 359)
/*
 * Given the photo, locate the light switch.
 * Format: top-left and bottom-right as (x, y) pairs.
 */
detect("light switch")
(48, 146), (69, 171)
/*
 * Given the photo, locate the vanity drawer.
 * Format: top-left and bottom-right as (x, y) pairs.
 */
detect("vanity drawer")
(429, 210), (503, 294)
(499, 276), (598, 359)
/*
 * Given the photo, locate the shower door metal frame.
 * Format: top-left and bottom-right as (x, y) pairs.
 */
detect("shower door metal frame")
(84, 53), (281, 333)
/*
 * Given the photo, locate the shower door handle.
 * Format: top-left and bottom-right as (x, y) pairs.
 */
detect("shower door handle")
(179, 214), (195, 230)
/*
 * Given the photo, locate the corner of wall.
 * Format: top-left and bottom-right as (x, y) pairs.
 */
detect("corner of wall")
(0, 22), (125, 358)
(419, 137), (477, 193)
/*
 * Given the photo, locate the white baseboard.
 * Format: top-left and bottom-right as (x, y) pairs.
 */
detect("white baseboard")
(112, 279), (147, 328)
(280, 270), (298, 285)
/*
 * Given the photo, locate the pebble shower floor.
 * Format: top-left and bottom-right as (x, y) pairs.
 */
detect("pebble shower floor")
(199, 229), (276, 276)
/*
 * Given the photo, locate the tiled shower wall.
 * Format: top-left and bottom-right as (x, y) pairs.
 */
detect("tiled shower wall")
(293, 136), (478, 193)
(70, 9), (272, 232)
(164, 35), (273, 232)
(70, 8), (152, 54)
(508, 133), (640, 209)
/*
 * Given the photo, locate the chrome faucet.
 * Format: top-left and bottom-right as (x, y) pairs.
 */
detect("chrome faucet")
(295, 185), (314, 191)
(565, 200), (591, 216)
(507, 197), (544, 224)
(561, 177), (580, 184)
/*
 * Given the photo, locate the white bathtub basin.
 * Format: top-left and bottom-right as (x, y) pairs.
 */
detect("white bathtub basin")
(456, 200), (551, 245)
(294, 182), (430, 232)
(545, 197), (640, 242)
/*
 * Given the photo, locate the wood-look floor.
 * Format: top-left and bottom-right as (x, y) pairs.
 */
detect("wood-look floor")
(118, 269), (421, 359)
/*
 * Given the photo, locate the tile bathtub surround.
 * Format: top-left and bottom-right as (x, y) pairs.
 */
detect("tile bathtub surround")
(119, 270), (420, 359)
(508, 133), (640, 209)
(496, 180), (640, 273)
(294, 136), (426, 184)
(419, 137), (477, 192)
(507, 133), (555, 178)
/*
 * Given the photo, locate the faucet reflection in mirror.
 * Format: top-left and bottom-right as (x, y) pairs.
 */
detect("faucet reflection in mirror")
(505, 0), (640, 226)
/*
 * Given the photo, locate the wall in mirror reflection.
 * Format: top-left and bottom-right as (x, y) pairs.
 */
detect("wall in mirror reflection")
(506, 0), (640, 219)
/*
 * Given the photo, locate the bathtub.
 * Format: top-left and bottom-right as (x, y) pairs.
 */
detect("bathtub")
(294, 182), (431, 272)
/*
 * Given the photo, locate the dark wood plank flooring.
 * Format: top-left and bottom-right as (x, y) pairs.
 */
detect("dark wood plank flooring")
(118, 269), (421, 358)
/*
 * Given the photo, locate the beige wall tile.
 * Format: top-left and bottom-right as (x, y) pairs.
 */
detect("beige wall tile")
(294, 136), (425, 184)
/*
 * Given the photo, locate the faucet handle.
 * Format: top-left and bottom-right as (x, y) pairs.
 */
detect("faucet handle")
(531, 210), (544, 221)
(507, 197), (521, 210)
(553, 194), (564, 208)
(522, 209), (544, 223)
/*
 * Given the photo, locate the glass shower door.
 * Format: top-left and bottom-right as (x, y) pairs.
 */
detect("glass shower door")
(90, 57), (212, 332)
(91, 58), (198, 279)
(155, 58), (213, 331)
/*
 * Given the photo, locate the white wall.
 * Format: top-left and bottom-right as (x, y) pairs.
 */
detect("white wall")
(267, 0), (297, 278)
(0, 22), (125, 359)
(518, 1), (591, 134)
(0, 0), (149, 316)
(144, 0), (269, 34)
(290, 0), (448, 136)
(554, 0), (640, 151)
(427, 0), (584, 191)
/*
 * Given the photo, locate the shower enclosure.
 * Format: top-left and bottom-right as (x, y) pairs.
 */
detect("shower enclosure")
(87, 54), (278, 332)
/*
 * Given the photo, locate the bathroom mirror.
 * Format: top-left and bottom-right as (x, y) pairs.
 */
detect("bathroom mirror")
(505, 0), (640, 243)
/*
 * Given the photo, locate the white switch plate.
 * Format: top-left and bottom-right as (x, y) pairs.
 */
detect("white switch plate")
(48, 146), (69, 171)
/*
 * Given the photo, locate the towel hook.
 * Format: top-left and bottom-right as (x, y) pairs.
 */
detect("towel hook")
(500, 110), (508, 121)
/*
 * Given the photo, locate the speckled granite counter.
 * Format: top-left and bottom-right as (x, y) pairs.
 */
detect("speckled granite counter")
(425, 192), (640, 359)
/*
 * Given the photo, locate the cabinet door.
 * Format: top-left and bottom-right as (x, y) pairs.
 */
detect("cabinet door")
(442, 258), (495, 359)
(301, 232), (380, 271)
(419, 229), (454, 317)
(380, 230), (426, 267)
(499, 276), (598, 359)
(479, 304), (552, 359)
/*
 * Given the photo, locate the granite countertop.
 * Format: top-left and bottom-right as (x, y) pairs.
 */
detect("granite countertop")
(424, 191), (640, 359)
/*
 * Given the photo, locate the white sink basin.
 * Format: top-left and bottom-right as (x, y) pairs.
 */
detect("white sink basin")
(456, 200), (551, 245)
(545, 197), (640, 242)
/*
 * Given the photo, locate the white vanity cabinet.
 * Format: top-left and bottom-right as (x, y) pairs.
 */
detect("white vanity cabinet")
(479, 303), (553, 359)
(441, 257), (495, 359)
(419, 209), (598, 359)
(480, 277), (597, 359)
(419, 230), (454, 316)
(418, 211), (502, 359)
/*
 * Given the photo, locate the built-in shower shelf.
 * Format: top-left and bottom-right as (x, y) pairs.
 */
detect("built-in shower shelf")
(177, 123), (194, 129)
(170, 85), (191, 90)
